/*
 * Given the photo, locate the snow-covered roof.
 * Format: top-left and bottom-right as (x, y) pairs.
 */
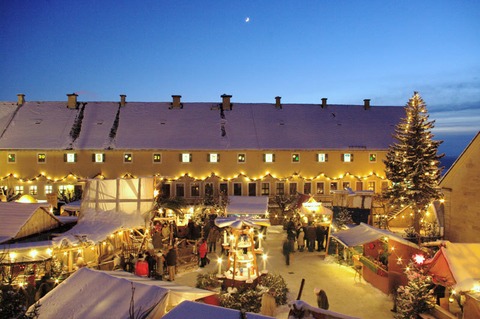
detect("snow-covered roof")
(0, 100), (404, 150)
(0, 202), (59, 243)
(52, 208), (145, 247)
(162, 300), (274, 319)
(226, 196), (269, 216)
(28, 268), (215, 319)
(331, 222), (420, 249)
(426, 241), (480, 291)
(0, 240), (53, 264)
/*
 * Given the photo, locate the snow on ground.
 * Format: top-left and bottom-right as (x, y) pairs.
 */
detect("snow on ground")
(175, 225), (395, 319)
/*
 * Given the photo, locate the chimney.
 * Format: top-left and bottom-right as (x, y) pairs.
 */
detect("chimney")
(120, 94), (127, 107)
(275, 96), (282, 109)
(321, 98), (327, 109)
(363, 99), (371, 110)
(67, 93), (78, 109)
(171, 95), (183, 109)
(221, 94), (232, 111)
(17, 94), (25, 106)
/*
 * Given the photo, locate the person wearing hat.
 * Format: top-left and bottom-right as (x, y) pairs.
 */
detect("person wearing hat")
(314, 288), (329, 310)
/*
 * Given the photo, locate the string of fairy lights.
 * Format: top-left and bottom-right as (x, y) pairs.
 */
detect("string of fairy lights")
(0, 170), (387, 184)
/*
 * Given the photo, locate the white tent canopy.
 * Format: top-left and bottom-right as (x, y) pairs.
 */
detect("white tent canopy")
(162, 300), (274, 319)
(81, 177), (154, 215)
(28, 268), (215, 319)
(332, 223), (419, 249)
(226, 196), (268, 216)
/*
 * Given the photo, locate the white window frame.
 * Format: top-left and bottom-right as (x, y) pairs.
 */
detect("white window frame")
(45, 185), (53, 194)
(29, 185), (38, 195)
(94, 153), (105, 163)
(264, 153), (275, 163)
(66, 153), (76, 163)
(181, 153), (192, 163)
(14, 185), (24, 195)
(343, 153), (353, 162)
(208, 153), (219, 163)
(317, 153), (327, 162)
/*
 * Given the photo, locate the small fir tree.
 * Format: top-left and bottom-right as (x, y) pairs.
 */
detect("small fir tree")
(395, 261), (435, 319)
(383, 92), (444, 233)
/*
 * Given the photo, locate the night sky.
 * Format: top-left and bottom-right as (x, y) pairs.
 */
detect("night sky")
(1, 1), (479, 157)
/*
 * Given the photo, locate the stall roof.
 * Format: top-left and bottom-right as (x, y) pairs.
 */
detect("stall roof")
(0, 240), (53, 264)
(331, 223), (420, 249)
(162, 300), (274, 319)
(28, 268), (215, 319)
(425, 241), (480, 291)
(52, 208), (145, 247)
(0, 202), (60, 243)
(226, 196), (268, 216)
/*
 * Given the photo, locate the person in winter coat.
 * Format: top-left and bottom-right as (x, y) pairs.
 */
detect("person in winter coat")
(198, 238), (209, 267)
(316, 224), (326, 251)
(297, 228), (305, 252)
(134, 253), (149, 277)
(165, 246), (177, 281)
(306, 223), (317, 252)
(260, 288), (277, 316)
(282, 239), (292, 265)
(314, 288), (329, 310)
(207, 226), (220, 253)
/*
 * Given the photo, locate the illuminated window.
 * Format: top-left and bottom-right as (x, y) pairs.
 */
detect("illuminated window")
(292, 153), (300, 163)
(317, 153), (328, 162)
(368, 181), (376, 191)
(276, 182), (285, 195)
(329, 182), (338, 194)
(64, 153), (77, 163)
(369, 153), (377, 162)
(153, 153), (162, 163)
(93, 153), (105, 163)
(237, 153), (246, 163)
(191, 183), (200, 197)
(342, 153), (353, 162)
(289, 183), (297, 194)
(176, 184), (185, 197)
(264, 153), (275, 163)
(29, 186), (38, 195)
(316, 182), (324, 195)
(342, 182), (350, 190)
(261, 183), (270, 196)
(208, 153), (220, 163)
(180, 153), (192, 163)
(37, 153), (46, 163)
(45, 185), (53, 194)
(233, 183), (242, 196)
(304, 182), (311, 194)
(124, 153), (133, 163)
(58, 185), (69, 195)
(7, 153), (16, 163)
(15, 185), (24, 195)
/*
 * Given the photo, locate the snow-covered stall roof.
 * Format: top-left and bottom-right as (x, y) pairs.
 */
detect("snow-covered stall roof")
(226, 196), (268, 216)
(289, 300), (361, 319)
(28, 268), (214, 319)
(0, 240), (53, 264)
(0, 202), (60, 244)
(331, 223), (420, 249)
(0, 100), (404, 150)
(425, 241), (480, 291)
(162, 300), (274, 319)
(52, 208), (144, 247)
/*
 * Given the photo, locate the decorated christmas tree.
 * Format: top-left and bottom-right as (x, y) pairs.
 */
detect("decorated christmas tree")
(394, 260), (435, 319)
(383, 92), (444, 233)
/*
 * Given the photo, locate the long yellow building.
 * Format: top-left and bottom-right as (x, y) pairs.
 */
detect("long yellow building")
(0, 93), (404, 203)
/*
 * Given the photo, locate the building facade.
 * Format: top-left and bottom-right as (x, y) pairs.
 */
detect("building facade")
(0, 94), (405, 204)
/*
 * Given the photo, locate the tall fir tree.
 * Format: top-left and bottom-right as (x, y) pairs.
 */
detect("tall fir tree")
(383, 92), (444, 233)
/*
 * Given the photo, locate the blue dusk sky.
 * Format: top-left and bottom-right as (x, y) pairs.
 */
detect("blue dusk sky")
(1, 1), (479, 157)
